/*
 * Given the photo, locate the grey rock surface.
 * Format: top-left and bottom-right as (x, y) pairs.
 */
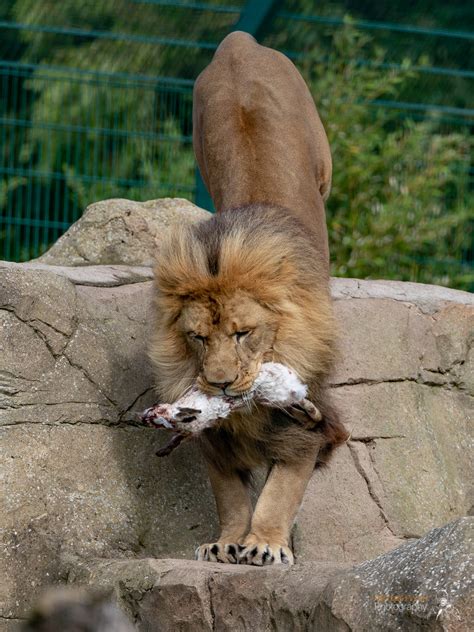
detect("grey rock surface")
(1, 426), (215, 622)
(0, 260), (153, 286)
(1, 226), (473, 626)
(72, 557), (349, 632)
(71, 518), (472, 631)
(35, 198), (211, 266)
(324, 517), (474, 631)
(331, 277), (474, 314)
(296, 280), (473, 564)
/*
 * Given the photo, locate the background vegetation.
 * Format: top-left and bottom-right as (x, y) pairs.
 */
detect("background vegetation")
(304, 26), (472, 288)
(0, 0), (472, 289)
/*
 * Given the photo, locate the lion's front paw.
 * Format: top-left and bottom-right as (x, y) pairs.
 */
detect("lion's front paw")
(238, 540), (294, 566)
(195, 542), (240, 563)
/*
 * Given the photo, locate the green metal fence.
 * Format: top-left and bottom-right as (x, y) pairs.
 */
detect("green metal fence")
(1, 61), (195, 260)
(0, 0), (472, 289)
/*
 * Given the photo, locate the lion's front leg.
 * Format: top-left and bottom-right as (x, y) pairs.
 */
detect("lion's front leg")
(196, 462), (252, 564)
(239, 444), (320, 566)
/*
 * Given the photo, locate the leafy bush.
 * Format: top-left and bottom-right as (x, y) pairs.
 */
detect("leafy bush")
(2, 3), (472, 289)
(302, 25), (473, 290)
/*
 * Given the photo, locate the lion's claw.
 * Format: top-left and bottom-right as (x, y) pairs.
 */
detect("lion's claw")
(238, 542), (294, 566)
(195, 542), (240, 563)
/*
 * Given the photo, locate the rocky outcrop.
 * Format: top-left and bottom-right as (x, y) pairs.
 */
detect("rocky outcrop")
(35, 198), (210, 266)
(1, 198), (473, 629)
(323, 517), (473, 632)
(68, 518), (472, 631)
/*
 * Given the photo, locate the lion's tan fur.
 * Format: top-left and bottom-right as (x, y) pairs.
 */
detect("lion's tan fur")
(193, 31), (332, 262)
(150, 204), (346, 472)
(149, 32), (348, 560)
(151, 206), (335, 394)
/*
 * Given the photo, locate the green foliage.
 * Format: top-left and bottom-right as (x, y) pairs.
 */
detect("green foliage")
(11, 0), (233, 78)
(1, 0), (200, 259)
(1, 3), (472, 289)
(10, 0), (201, 202)
(301, 25), (473, 290)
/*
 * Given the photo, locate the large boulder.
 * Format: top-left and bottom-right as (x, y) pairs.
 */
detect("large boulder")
(35, 198), (211, 266)
(323, 517), (473, 632)
(1, 199), (473, 628)
(70, 518), (472, 631)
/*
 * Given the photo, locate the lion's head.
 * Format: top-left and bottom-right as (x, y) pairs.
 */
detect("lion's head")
(149, 206), (335, 403)
(177, 289), (278, 395)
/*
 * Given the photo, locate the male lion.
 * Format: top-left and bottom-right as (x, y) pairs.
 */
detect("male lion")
(149, 32), (348, 566)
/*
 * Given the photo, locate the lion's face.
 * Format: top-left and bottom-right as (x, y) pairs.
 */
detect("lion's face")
(179, 290), (278, 395)
(150, 208), (335, 404)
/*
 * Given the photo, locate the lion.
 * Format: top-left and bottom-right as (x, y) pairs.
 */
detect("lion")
(149, 32), (348, 566)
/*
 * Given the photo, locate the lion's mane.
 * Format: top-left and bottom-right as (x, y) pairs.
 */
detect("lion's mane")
(149, 204), (348, 475)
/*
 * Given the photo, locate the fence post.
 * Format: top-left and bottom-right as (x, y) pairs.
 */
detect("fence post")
(231, 0), (284, 40)
(195, 166), (215, 212)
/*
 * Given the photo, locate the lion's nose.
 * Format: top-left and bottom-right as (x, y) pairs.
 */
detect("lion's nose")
(208, 381), (232, 391)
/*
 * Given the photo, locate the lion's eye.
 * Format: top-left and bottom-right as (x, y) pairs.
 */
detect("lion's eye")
(188, 332), (206, 344)
(234, 330), (251, 342)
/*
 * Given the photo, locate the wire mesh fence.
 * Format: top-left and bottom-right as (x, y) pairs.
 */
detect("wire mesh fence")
(0, 0), (472, 289)
(1, 61), (195, 260)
